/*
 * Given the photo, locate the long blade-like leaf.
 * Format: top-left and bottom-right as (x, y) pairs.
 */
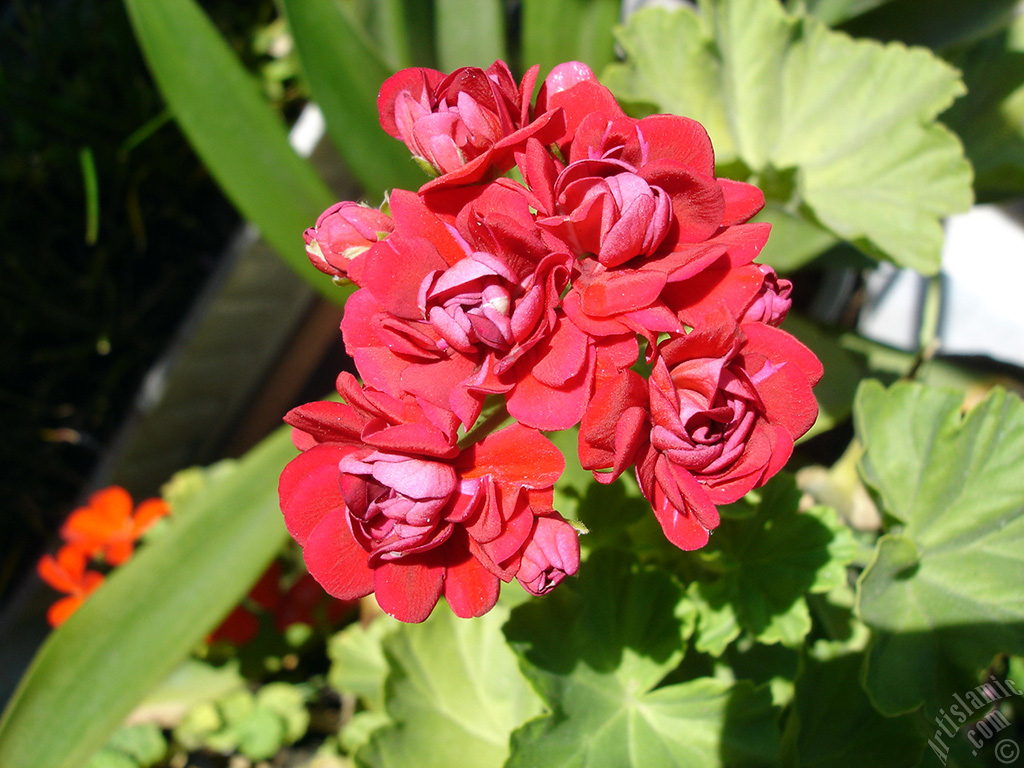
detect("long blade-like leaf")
(521, 0), (619, 75)
(281, 0), (426, 198)
(123, 0), (336, 297)
(0, 428), (295, 768)
(434, 0), (506, 71)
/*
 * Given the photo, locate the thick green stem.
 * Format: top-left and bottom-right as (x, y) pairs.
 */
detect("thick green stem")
(457, 397), (514, 451)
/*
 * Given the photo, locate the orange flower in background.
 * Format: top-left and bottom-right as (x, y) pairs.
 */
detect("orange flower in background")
(60, 485), (170, 565)
(38, 485), (171, 628)
(36, 547), (105, 627)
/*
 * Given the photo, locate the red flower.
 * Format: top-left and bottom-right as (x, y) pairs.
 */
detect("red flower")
(341, 185), (609, 431)
(37, 547), (104, 627)
(581, 310), (822, 550)
(279, 374), (577, 622)
(210, 562), (355, 645)
(378, 61), (564, 191)
(59, 486), (170, 566)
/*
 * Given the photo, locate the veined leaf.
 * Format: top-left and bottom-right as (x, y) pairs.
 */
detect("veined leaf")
(687, 475), (857, 654)
(123, 0), (337, 298)
(355, 605), (541, 768)
(854, 380), (1024, 715)
(603, 0), (973, 274)
(505, 550), (781, 767)
(0, 427), (295, 768)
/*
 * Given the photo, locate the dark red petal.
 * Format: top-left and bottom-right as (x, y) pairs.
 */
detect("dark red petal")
(459, 423), (565, 488)
(718, 178), (765, 225)
(651, 459), (720, 550)
(640, 160), (724, 244)
(361, 420), (458, 459)
(279, 444), (352, 546)
(444, 553), (500, 618)
(284, 401), (365, 446)
(372, 556), (446, 623)
(302, 507), (375, 600)
(626, 114), (716, 177)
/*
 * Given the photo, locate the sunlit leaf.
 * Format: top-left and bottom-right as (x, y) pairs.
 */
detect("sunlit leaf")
(434, 0), (506, 71)
(855, 380), (1024, 716)
(356, 604), (541, 768)
(505, 550), (781, 767)
(521, 0), (619, 76)
(603, 0), (973, 273)
(280, 0), (427, 198)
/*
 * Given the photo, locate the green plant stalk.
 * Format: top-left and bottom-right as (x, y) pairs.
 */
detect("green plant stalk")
(79, 147), (99, 246)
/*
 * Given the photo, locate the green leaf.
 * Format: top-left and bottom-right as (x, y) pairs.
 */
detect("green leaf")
(434, 0), (506, 71)
(752, 204), (838, 273)
(504, 550), (781, 767)
(328, 616), (400, 711)
(86, 724), (167, 768)
(943, 15), (1024, 201)
(0, 427), (295, 768)
(687, 476), (858, 653)
(257, 683), (310, 744)
(788, 0), (896, 26)
(122, 0), (337, 297)
(521, 0), (619, 76)
(355, 604), (542, 768)
(368, 0), (438, 70)
(280, 0), (427, 198)
(603, 0), (973, 274)
(854, 380), (1024, 715)
(838, 0), (1019, 51)
(128, 658), (246, 725)
(781, 653), (924, 767)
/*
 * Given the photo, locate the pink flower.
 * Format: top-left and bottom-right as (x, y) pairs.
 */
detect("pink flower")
(278, 374), (575, 622)
(303, 201), (393, 282)
(341, 185), (613, 431)
(378, 61), (564, 191)
(516, 515), (581, 596)
(740, 265), (793, 326)
(537, 157), (674, 267)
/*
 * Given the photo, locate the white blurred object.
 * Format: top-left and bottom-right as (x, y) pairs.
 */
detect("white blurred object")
(857, 202), (1024, 369)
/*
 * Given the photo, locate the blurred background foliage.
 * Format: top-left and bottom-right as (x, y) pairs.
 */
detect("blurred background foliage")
(0, 0), (305, 608)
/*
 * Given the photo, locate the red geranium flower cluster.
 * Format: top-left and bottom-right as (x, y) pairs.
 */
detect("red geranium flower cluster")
(281, 60), (821, 622)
